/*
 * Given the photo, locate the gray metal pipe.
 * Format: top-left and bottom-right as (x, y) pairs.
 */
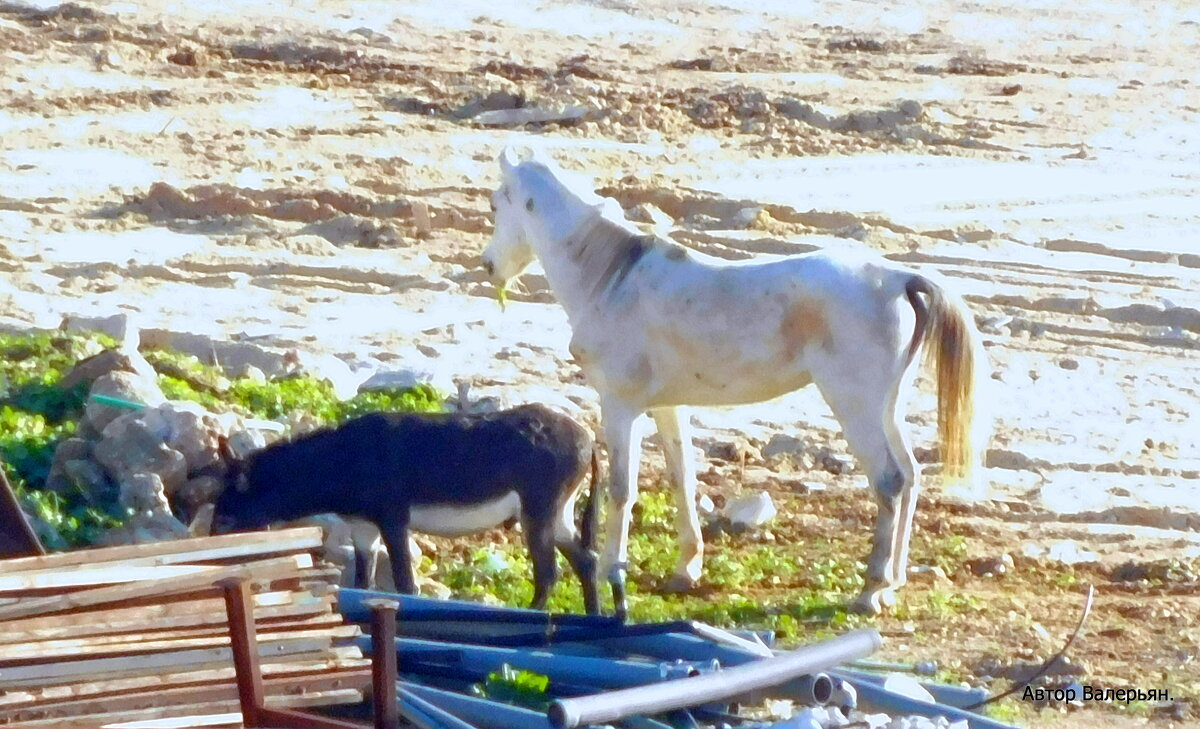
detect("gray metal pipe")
(735, 672), (834, 707)
(832, 672), (1020, 729)
(400, 681), (552, 729)
(548, 629), (881, 729)
(836, 668), (989, 709)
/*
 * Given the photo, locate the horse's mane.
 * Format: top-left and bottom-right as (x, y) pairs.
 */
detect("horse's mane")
(518, 156), (690, 298)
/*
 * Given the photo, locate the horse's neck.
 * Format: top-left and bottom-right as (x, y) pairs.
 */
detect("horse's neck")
(536, 213), (644, 316)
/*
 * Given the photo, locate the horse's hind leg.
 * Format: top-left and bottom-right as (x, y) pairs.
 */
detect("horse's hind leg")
(884, 391), (920, 592)
(818, 376), (913, 615)
(650, 407), (704, 592)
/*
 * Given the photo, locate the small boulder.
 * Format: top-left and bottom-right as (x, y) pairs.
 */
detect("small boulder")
(119, 472), (171, 513)
(157, 402), (223, 473)
(61, 348), (156, 391)
(93, 415), (188, 493)
(44, 437), (92, 493)
(100, 511), (188, 545)
(63, 459), (112, 498)
(815, 446), (851, 475)
(85, 371), (166, 432)
(175, 474), (225, 511)
(763, 433), (806, 463)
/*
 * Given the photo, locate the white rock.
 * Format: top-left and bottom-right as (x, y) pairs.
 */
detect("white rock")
(1046, 540), (1099, 565)
(722, 491), (777, 530)
(882, 675), (936, 704)
(776, 707), (821, 729)
(830, 678), (858, 710)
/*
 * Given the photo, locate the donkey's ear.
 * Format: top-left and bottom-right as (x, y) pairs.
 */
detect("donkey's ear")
(217, 435), (238, 464)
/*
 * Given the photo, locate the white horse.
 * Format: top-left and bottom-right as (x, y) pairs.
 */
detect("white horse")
(481, 148), (987, 615)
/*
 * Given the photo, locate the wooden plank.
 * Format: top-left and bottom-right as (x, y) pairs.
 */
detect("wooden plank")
(0, 644), (363, 691)
(0, 528), (323, 575)
(102, 712), (241, 729)
(0, 592), (325, 643)
(0, 636), (335, 688)
(0, 655), (372, 710)
(0, 668), (372, 722)
(0, 624), (358, 665)
(17, 689), (364, 729)
(0, 554), (312, 621)
(0, 614), (350, 659)
(0, 563), (223, 592)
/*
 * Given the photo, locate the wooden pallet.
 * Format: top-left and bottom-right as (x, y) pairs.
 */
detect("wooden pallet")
(0, 527), (368, 726)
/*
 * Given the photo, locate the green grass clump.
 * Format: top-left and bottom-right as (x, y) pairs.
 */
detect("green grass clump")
(0, 332), (125, 548)
(473, 665), (550, 710)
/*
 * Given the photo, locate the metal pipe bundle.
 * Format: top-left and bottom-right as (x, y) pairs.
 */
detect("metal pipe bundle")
(547, 629), (882, 729)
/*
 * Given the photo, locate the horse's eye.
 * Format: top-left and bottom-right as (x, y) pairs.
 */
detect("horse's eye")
(525, 198), (534, 212)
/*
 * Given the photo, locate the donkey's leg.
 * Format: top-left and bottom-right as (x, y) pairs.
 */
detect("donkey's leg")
(522, 512), (560, 611)
(650, 407), (704, 592)
(377, 511), (416, 595)
(551, 489), (600, 614)
(599, 400), (643, 618)
(818, 379), (912, 615)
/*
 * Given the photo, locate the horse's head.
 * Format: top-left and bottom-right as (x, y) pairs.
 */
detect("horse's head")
(481, 147), (607, 289)
(481, 147), (538, 288)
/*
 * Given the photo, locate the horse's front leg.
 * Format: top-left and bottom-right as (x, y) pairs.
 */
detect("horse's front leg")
(598, 400), (643, 619)
(650, 407), (703, 593)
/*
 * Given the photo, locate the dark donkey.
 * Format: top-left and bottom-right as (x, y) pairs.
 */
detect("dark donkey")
(212, 404), (601, 613)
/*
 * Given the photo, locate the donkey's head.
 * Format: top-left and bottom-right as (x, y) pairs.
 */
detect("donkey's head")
(210, 436), (274, 535)
(481, 147), (609, 289)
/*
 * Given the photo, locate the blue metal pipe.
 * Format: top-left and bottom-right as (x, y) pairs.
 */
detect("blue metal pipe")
(831, 672), (1019, 729)
(341, 589), (621, 628)
(345, 589), (778, 650)
(357, 636), (701, 691)
(400, 681), (552, 729)
(577, 631), (763, 666)
(836, 668), (989, 709)
(399, 686), (480, 729)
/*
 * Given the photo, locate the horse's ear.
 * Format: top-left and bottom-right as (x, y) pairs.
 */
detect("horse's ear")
(500, 146), (520, 175)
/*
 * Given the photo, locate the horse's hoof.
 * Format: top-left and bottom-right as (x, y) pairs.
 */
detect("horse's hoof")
(848, 593), (883, 616)
(660, 574), (698, 594)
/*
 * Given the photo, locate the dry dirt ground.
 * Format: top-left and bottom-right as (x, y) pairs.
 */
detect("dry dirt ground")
(1, 0), (1199, 726)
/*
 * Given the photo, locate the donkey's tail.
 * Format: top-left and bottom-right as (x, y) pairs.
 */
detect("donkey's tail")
(580, 447), (600, 553)
(905, 274), (985, 485)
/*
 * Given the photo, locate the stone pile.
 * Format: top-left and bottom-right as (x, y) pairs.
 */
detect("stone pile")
(44, 346), (267, 545)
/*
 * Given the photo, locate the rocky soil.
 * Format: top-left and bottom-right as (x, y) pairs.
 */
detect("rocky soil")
(1, 0), (1199, 726)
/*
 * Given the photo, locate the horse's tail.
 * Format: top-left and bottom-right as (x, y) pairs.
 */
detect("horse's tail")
(905, 274), (985, 485)
(580, 447), (600, 553)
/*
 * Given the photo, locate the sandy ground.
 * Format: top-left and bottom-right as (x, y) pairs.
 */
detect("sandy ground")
(1, 0), (1199, 725)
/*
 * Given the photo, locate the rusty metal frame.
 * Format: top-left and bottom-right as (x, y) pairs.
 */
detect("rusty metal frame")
(220, 577), (399, 729)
